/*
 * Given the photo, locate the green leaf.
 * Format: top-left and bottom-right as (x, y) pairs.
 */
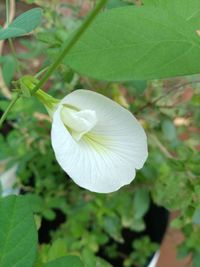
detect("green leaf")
(43, 256), (84, 267)
(131, 218), (145, 232)
(0, 195), (37, 267)
(193, 254), (200, 267)
(143, 0), (200, 26)
(47, 239), (68, 262)
(192, 208), (200, 224)
(96, 257), (113, 267)
(107, 0), (129, 9)
(2, 56), (16, 86)
(133, 189), (150, 219)
(142, 0), (162, 6)
(82, 248), (96, 267)
(0, 8), (42, 40)
(162, 119), (177, 142)
(66, 4), (200, 81)
(103, 216), (123, 242)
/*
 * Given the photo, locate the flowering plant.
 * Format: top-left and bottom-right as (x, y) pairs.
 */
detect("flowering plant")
(0, 1), (200, 267)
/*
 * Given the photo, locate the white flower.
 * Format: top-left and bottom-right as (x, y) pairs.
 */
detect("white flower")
(51, 90), (148, 193)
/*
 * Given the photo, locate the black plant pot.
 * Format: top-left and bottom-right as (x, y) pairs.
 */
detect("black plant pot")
(144, 202), (169, 267)
(97, 201), (169, 267)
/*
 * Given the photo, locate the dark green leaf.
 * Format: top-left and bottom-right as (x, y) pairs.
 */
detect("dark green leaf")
(103, 216), (123, 242)
(43, 256), (84, 267)
(0, 195), (37, 267)
(66, 4), (200, 81)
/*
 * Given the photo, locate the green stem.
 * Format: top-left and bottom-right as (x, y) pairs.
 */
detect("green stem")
(6, 0), (10, 26)
(0, 0), (21, 128)
(32, 0), (108, 94)
(0, 92), (21, 128)
(35, 66), (50, 78)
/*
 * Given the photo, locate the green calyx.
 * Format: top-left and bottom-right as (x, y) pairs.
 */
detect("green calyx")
(18, 75), (38, 97)
(18, 75), (60, 117)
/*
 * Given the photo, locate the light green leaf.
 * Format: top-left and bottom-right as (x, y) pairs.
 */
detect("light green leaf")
(131, 218), (145, 232)
(43, 256), (84, 267)
(66, 4), (200, 81)
(143, 0), (200, 25)
(82, 248), (96, 267)
(0, 8), (42, 40)
(96, 257), (113, 267)
(47, 239), (68, 261)
(0, 195), (37, 267)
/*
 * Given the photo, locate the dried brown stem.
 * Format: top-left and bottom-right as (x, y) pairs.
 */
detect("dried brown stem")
(136, 79), (200, 114)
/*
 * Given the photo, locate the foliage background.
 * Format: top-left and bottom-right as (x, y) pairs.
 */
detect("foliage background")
(0, 1), (200, 267)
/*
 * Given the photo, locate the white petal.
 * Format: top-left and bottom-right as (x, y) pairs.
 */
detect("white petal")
(51, 90), (148, 193)
(61, 107), (97, 141)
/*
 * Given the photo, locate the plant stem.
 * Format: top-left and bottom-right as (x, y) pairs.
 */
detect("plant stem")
(0, 0), (21, 128)
(35, 66), (50, 78)
(0, 0), (15, 99)
(6, 0), (22, 76)
(6, 0), (10, 26)
(0, 92), (21, 128)
(32, 0), (108, 94)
